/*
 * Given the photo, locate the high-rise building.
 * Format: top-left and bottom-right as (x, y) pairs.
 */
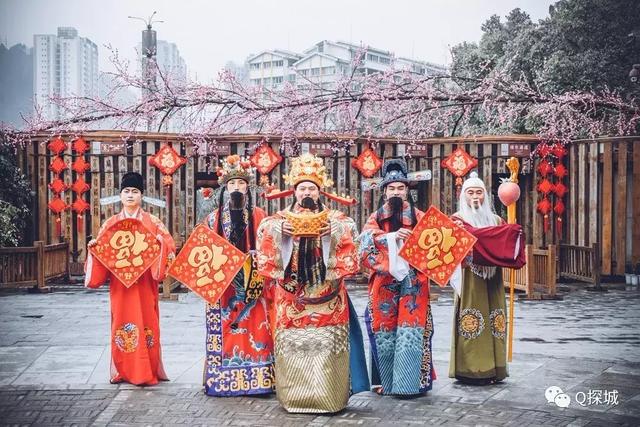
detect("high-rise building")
(33, 27), (98, 120)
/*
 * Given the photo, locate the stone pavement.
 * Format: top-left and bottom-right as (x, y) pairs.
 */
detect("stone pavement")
(0, 284), (639, 426)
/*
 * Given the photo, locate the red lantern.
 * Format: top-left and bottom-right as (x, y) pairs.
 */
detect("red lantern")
(351, 147), (382, 178)
(48, 178), (67, 194)
(49, 157), (68, 175)
(72, 137), (89, 154)
(537, 197), (552, 232)
(47, 136), (67, 155)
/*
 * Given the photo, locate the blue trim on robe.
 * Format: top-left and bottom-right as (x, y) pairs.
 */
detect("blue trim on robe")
(347, 295), (370, 394)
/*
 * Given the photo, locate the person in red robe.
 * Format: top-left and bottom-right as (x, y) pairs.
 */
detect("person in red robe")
(201, 155), (274, 396)
(358, 159), (435, 396)
(84, 172), (176, 386)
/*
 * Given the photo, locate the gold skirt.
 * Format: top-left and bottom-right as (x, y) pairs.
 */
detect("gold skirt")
(274, 324), (350, 413)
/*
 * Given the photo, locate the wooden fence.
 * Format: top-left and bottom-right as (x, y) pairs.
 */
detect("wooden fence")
(503, 244), (557, 298)
(0, 241), (69, 289)
(558, 243), (600, 284)
(12, 132), (640, 280)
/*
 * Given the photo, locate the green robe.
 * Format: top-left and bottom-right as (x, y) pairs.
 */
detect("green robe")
(449, 255), (509, 383)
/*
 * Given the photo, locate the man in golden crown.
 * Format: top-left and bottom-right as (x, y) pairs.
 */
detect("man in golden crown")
(256, 153), (369, 413)
(201, 155), (275, 396)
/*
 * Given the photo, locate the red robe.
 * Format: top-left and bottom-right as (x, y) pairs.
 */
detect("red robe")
(359, 202), (435, 395)
(84, 209), (176, 386)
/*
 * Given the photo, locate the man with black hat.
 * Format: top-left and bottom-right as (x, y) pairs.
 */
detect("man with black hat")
(84, 171), (176, 386)
(358, 158), (436, 396)
(199, 155), (275, 397)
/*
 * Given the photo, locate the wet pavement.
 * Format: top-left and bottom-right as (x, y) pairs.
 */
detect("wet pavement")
(0, 283), (639, 426)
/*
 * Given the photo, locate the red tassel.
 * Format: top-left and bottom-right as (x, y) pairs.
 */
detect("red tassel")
(556, 217), (563, 239)
(543, 214), (549, 233)
(56, 215), (62, 237)
(77, 214), (83, 232)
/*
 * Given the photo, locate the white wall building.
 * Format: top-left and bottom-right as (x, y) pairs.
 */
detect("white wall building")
(33, 27), (99, 120)
(246, 40), (447, 90)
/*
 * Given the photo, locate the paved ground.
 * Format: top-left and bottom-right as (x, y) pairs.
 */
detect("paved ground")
(0, 283), (639, 426)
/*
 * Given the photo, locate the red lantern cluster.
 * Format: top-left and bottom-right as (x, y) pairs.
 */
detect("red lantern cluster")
(47, 136), (68, 236)
(551, 143), (567, 238)
(71, 137), (91, 229)
(535, 142), (569, 238)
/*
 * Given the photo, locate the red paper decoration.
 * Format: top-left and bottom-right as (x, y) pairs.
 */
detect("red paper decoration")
(148, 143), (187, 186)
(553, 163), (567, 178)
(70, 178), (90, 194)
(72, 137), (89, 154)
(537, 159), (553, 176)
(537, 197), (552, 232)
(47, 137), (69, 236)
(47, 136), (67, 155)
(48, 196), (67, 236)
(536, 178), (554, 195)
(70, 136), (91, 231)
(49, 156), (68, 175)
(535, 141), (569, 240)
(441, 147), (478, 195)
(536, 143), (552, 158)
(351, 147), (382, 178)
(48, 178), (67, 194)
(553, 181), (567, 198)
(70, 197), (90, 229)
(71, 157), (91, 174)
(250, 144), (282, 175)
(551, 143), (567, 159)
(48, 197), (67, 214)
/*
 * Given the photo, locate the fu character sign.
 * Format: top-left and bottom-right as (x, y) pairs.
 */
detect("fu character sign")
(399, 206), (477, 286)
(89, 218), (161, 287)
(168, 225), (248, 305)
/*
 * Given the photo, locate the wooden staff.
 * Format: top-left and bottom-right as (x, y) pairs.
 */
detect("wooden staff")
(504, 157), (520, 362)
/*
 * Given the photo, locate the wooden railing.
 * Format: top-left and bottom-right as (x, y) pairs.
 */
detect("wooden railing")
(558, 243), (600, 284)
(0, 241), (69, 290)
(503, 244), (557, 298)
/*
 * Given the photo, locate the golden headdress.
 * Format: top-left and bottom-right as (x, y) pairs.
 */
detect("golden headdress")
(282, 153), (333, 189)
(264, 153), (356, 206)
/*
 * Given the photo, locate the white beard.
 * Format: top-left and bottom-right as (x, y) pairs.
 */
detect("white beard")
(457, 197), (497, 228)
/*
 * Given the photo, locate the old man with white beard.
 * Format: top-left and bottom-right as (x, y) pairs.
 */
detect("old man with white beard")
(449, 171), (509, 385)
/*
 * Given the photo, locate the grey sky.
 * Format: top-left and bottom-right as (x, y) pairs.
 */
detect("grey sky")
(1, 0), (555, 82)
